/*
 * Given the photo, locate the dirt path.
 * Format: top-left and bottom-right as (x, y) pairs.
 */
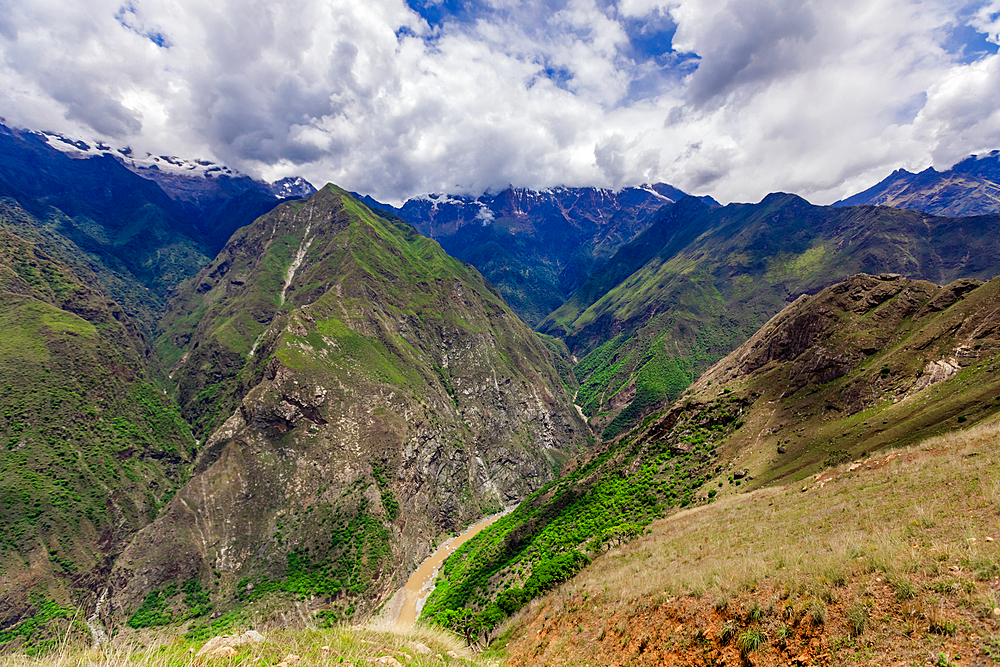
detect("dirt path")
(392, 510), (510, 631)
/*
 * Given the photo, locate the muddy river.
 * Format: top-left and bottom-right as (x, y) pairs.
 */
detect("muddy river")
(391, 510), (510, 631)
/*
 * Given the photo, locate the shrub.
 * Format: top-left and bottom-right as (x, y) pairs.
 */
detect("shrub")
(846, 602), (868, 636)
(737, 627), (767, 654)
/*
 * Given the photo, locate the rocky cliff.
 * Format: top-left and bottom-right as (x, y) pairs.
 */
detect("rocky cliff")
(105, 185), (588, 626)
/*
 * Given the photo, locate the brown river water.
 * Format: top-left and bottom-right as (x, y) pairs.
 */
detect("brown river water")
(391, 510), (509, 631)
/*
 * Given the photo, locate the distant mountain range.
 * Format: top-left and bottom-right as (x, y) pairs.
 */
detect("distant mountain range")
(835, 150), (1000, 216)
(357, 186), (720, 326)
(37, 129), (315, 203)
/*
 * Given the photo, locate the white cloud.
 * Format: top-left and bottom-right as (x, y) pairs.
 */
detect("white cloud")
(0, 0), (997, 204)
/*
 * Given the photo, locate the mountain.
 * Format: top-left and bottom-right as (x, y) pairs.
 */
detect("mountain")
(423, 273), (1000, 645)
(540, 193), (1000, 438)
(37, 132), (316, 252)
(101, 185), (589, 630)
(0, 227), (194, 647)
(358, 185), (718, 326)
(835, 150), (1000, 216)
(0, 124), (314, 336)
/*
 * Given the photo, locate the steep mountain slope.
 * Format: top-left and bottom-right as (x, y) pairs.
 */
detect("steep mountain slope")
(423, 273), (1000, 645)
(541, 194), (1000, 437)
(685, 273), (1000, 486)
(0, 228), (193, 649)
(0, 124), (313, 335)
(359, 185), (715, 325)
(835, 150), (1000, 216)
(104, 185), (588, 628)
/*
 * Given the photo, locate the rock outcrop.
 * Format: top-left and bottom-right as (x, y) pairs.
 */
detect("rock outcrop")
(107, 185), (588, 623)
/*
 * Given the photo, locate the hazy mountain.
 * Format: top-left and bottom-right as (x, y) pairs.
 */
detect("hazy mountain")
(102, 185), (588, 627)
(835, 150), (1000, 216)
(358, 185), (718, 326)
(540, 194), (1000, 438)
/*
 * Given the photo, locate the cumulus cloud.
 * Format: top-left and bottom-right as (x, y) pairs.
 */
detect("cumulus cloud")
(0, 0), (997, 204)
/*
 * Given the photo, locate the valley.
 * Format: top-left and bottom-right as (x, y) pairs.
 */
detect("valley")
(1, 130), (999, 667)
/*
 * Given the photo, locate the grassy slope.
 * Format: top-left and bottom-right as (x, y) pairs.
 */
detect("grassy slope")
(504, 418), (1000, 667)
(688, 274), (1000, 490)
(540, 194), (1000, 438)
(0, 229), (194, 650)
(0, 624), (493, 666)
(423, 273), (1000, 649)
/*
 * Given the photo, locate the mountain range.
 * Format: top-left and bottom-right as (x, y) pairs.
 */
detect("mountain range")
(1, 121), (1000, 659)
(835, 150), (1000, 216)
(358, 185), (719, 326)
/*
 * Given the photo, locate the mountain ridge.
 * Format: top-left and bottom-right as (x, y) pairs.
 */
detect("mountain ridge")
(835, 149), (1000, 216)
(102, 184), (589, 629)
(357, 184), (719, 326)
(540, 193), (1000, 437)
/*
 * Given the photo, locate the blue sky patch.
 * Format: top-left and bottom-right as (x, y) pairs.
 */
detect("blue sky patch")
(405, 0), (470, 28)
(115, 3), (170, 48)
(943, 21), (999, 63)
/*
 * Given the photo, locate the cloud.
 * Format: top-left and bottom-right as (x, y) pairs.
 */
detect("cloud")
(0, 0), (998, 204)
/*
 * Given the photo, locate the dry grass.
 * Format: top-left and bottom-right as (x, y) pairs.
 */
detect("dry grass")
(504, 419), (1000, 666)
(565, 420), (1000, 605)
(0, 625), (489, 667)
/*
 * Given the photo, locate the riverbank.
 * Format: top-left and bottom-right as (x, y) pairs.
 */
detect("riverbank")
(379, 508), (516, 631)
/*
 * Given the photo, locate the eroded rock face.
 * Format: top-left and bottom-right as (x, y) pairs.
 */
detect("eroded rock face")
(109, 186), (588, 622)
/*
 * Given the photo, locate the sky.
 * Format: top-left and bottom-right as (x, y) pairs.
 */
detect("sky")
(0, 0), (998, 205)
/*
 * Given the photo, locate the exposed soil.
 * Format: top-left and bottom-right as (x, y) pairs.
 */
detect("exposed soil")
(506, 575), (1000, 666)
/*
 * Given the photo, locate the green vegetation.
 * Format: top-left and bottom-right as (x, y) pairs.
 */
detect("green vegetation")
(0, 593), (76, 655)
(371, 464), (399, 521)
(127, 585), (177, 629)
(422, 396), (745, 640)
(237, 500), (391, 604)
(0, 229), (193, 594)
(127, 577), (214, 630)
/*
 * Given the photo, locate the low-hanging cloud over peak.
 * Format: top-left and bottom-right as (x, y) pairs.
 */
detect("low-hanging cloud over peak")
(1, 0), (998, 205)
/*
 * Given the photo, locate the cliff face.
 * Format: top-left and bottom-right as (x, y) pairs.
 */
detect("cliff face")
(108, 185), (588, 623)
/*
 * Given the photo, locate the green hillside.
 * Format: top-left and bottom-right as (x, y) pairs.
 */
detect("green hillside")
(423, 274), (1000, 644)
(0, 228), (193, 652)
(540, 194), (1000, 437)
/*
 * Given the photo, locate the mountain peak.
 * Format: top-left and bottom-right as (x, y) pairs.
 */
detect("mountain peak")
(835, 150), (1000, 215)
(27, 125), (315, 201)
